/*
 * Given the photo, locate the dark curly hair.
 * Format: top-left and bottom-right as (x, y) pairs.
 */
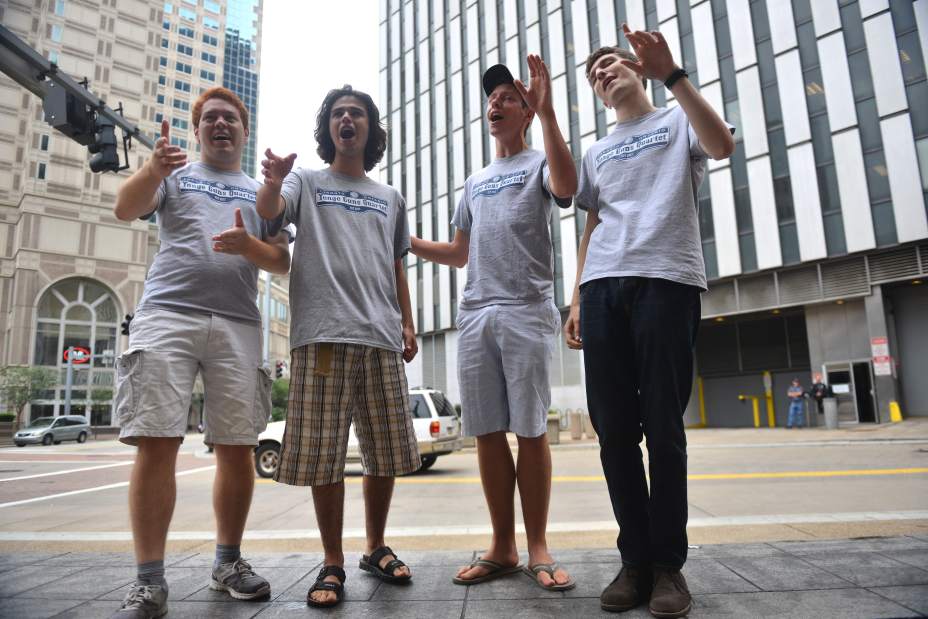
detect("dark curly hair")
(314, 85), (387, 172)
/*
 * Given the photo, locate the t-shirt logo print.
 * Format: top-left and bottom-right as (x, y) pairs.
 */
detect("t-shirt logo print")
(178, 176), (257, 203)
(315, 188), (389, 217)
(595, 127), (670, 168)
(472, 170), (527, 199)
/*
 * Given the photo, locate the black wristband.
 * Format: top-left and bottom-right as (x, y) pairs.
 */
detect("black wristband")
(663, 68), (688, 91)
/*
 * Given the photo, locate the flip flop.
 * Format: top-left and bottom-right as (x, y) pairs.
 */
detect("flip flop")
(452, 558), (523, 585)
(359, 545), (412, 584)
(523, 562), (576, 591)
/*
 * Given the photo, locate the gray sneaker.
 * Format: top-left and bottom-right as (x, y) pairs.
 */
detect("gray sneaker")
(210, 557), (271, 600)
(110, 583), (167, 618)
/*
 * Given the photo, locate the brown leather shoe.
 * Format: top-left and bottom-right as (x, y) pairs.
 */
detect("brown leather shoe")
(649, 568), (692, 618)
(601, 565), (652, 612)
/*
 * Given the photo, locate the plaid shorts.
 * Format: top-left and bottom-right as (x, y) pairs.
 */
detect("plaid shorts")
(274, 343), (420, 486)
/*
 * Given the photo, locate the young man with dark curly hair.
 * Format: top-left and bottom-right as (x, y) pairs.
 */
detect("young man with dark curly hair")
(256, 85), (418, 608)
(564, 25), (734, 618)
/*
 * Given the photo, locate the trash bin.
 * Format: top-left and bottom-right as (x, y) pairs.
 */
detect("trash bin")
(568, 410), (583, 440)
(823, 396), (838, 430)
(546, 412), (560, 445)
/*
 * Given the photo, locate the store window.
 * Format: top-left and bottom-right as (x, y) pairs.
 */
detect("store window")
(31, 278), (120, 426)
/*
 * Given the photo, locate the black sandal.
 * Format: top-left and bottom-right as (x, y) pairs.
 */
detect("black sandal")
(306, 565), (346, 608)
(359, 545), (412, 583)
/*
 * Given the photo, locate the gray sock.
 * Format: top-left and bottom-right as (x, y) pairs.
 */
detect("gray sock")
(137, 560), (167, 589)
(214, 544), (241, 568)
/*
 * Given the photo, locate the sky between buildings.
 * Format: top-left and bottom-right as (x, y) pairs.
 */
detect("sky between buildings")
(256, 0), (382, 176)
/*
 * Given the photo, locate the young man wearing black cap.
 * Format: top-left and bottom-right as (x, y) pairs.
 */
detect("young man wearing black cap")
(564, 25), (734, 617)
(411, 55), (577, 590)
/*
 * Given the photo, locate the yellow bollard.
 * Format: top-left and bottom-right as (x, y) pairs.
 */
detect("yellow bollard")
(763, 371), (775, 428)
(739, 394), (761, 428)
(698, 377), (707, 428)
(890, 401), (903, 423)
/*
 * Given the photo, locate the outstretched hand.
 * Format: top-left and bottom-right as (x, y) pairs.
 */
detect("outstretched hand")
(620, 23), (678, 82)
(261, 148), (297, 189)
(212, 208), (253, 255)
(513, 54), (554, 119)
(149, 119), (187, 179)
(402, 324), (418, 362)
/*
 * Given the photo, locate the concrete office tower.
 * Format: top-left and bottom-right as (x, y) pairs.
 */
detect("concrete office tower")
(380, 0), (928, 426)
(0, 0), (287, 427)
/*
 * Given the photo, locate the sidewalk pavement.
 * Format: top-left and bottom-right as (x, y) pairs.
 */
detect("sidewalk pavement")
(2, 535), (927, 618)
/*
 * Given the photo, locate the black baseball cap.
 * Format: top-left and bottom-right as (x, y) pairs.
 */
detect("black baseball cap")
(482, 64), (516, 96)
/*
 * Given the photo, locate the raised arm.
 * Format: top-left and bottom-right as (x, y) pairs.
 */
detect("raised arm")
(514, 54), (578, 199)
(564, 209), (600, 349)
(410, 229), (470, 268)
(114, 119), (186, 221)
(620, 23), (735, 160)
(212, 208), (291, 274)
(256, 148), (297, 220)
(395, 259), (418, 362)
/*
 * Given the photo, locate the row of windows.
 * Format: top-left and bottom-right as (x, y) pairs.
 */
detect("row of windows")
(176, 61), (192, 74)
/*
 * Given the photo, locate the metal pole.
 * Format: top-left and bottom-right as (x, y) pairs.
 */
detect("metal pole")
(262, 271), (271, 366)
(64, 347), (74, 416)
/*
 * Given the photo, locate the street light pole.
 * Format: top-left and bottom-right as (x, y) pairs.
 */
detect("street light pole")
(63, 347), (74, 415)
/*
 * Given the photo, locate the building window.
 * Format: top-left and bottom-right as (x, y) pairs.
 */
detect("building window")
(164, 2), (173, 13)
(37, 163), (47, 180)
(174, 79), (191, 92)
(179, 7), (195, 21)
(31, 278), (120, 426)
(172, 118), (188, 130)
(161, 38), (168, 48)
(176, 43), (193, 56)
(40, 135), (49, 151)
(157, 94), (165, 104)
(201, 51), (216, 63)
(203, 16), (219, 30)
(173, 98), (189, 111)
(175, 61), (192, 74)
(200, 69), (215, 81)
(178, 25), (194, 38)
(54, 0), (65, 16)
(203, 33), (217, 46)
(159, 56), (167, 67)
(162, 20), (170, 30)
(47, 50), (59, 64)
(170, 136), (188, 148)
(50, 24), (63, 42)
(158, 74), (166, 85)
(205, 0), (220, 12)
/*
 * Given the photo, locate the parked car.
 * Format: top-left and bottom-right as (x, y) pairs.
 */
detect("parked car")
(254, 388), (462, 478)
(14, 415), (92, 447)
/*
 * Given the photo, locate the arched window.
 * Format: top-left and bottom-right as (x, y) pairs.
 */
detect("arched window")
(32, 278), (120, 426)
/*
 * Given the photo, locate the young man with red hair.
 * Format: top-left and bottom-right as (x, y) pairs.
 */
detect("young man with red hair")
(111, 86), (290, 618)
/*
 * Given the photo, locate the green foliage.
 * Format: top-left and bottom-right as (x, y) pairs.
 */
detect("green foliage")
(0, 413), (15, 422)
(0, 366), (58, 426)
(271, 378), (289, 422)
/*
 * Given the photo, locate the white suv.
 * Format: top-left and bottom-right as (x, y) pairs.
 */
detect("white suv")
(254, 388), (463, 478)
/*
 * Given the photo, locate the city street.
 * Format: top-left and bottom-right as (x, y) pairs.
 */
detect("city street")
(1, 421), (926, 553)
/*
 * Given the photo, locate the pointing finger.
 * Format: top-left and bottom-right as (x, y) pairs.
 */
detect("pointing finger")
(234, 208), (244, 228)
(161, 119), (170, 141)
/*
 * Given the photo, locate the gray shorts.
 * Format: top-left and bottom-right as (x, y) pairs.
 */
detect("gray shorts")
(115, 308), (271, 446)
(456, 301), (560, 438)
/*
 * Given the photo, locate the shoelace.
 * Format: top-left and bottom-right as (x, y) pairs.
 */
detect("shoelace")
(123, 585), (157, 608)
(232, 558), (257, 578)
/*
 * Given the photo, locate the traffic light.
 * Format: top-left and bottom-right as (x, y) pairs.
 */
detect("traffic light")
(275, 361), (283, 379)
(120, 313), (133, 336)
(88, 116), (120, 173)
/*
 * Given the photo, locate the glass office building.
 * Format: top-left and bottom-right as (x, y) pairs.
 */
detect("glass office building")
(380, 0), (928, 426)
(223, 0), (262, 176)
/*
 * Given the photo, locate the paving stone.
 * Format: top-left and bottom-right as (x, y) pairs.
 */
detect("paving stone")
(462, 564), (563, 600)
(718, 555), (851, 591)
(368, 565), (465, 602)
(0, 597), (83, 619)
(887, 549), (928, 570)
(389, 549), (476, 566)
(464, 597), (650, 618)
(0, 565), (86, 597)
(688, 542), (786, 559)
(771, 537), (928, 556)
(55, 600), (268, 619)
(13, 566), (133, 600)
(170, 551), (323, 568)
(547, 548), (622, 564)
(803, 552), (928, 587)
(97, 567), (211, 601)
(682, 559), (762, 595)
(694, 587), (920, 618)
(255, 600), (465, 618)
(0, 552), (68, 574)
(869, 584), (928, 616)
(34, 551), (196, 567)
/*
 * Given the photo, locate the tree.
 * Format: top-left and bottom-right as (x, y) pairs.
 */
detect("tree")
(271, 378), (289, 422)
(90, 388), (114, 425)
(0, 366), (58, 427)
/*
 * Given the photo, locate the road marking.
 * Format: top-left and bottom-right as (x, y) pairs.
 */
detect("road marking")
(1, 510), (926, 542)
(0, 465), (216, 510)
(0, 461), (133, 483)
(254, 467), (928, 484)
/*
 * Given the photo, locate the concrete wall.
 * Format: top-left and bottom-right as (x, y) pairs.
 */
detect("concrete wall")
(804, 299), (871, 371)
(890, 284), (928, 416)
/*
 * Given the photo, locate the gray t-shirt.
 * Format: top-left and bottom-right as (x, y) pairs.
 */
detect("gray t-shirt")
(280, 167), (410, 352)
(452, 148), (571, 309)
(576, 105), (719, 291)
(137, 161), (279, 323)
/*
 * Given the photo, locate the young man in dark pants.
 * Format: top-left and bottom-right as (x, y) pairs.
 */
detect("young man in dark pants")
(564, 24), (734, 618)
